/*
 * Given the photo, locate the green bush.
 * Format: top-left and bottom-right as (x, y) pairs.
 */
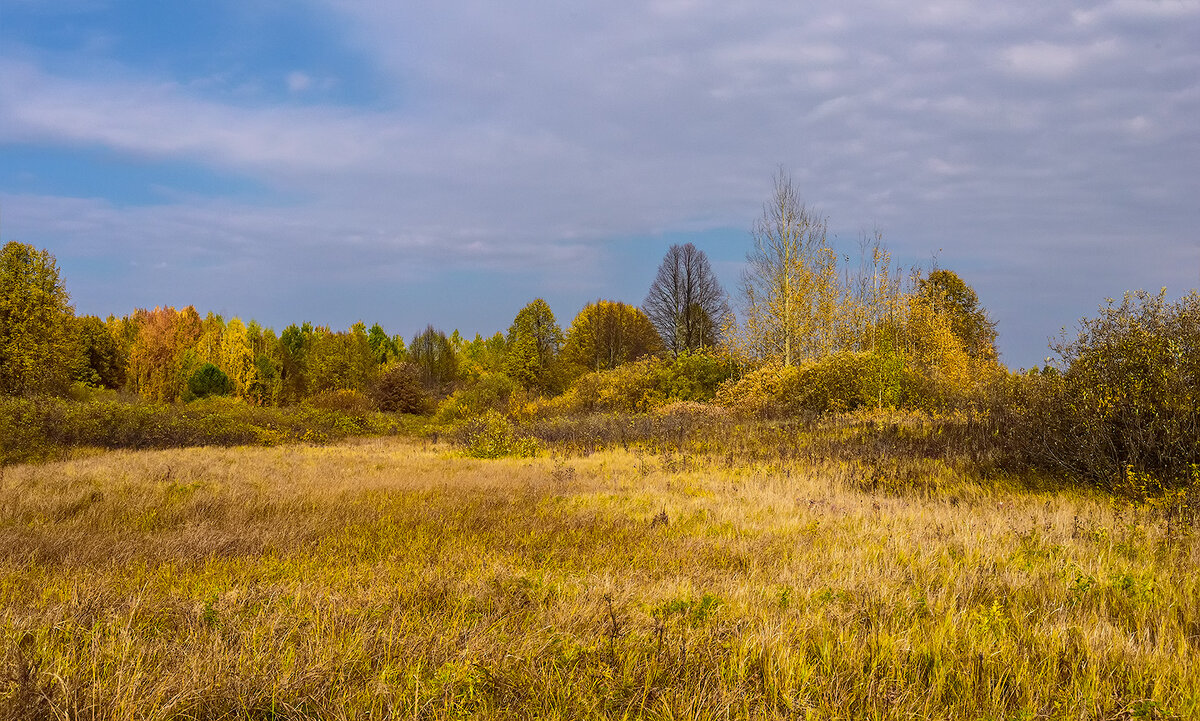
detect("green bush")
(655, 351), (737, 402)
(187, 363), (233, 400)
(437, 372), (519, 423)
(0, 395), (407, 465)
(305, 389), (375, 414)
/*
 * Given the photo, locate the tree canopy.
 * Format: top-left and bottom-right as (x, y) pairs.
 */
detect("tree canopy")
(0, 241), (75, 395)
(561, 300), (663, 375)
(506, 299), (563, 393)
(643, 243), (731, 357)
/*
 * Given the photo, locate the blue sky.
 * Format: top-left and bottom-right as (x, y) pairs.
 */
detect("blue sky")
(2, 0), (1198, 368)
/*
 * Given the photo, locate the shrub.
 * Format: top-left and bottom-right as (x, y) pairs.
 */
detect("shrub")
(655, 350), (737, 402)
(437, 372), (520, 423)
(992, 290), (1200, 491)
(372, 363), (433, 414)
(456, 410), (539, 458)
(558, 359), (666, 415)
(305, 389), (375, 414)
(187, 363), (233, 400)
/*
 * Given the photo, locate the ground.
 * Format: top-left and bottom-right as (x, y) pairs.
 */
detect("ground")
(1, 437), (1198, 719)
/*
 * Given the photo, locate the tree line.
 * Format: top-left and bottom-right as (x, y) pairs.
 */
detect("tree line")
(6, 169), (1198, 492)
(0, 171), (999, 416)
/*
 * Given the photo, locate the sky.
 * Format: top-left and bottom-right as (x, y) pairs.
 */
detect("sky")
(1, 0), (1198, 369)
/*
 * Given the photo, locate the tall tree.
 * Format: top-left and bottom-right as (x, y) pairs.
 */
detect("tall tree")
(643, 243), (731, 357)
(916, 269), (998, 363)
(126, 306), (202, 401)
(562, 300), (663, 374)
(220, 317), (257, 399)
(506, 299), (563, 393)
(459, 332), (508, 380)
(308, 323), (377, 394)
(409, 325), (458, 392)
(368, 323), (404, 365)
(0, 241), (75, 395)
(71, 315), (124, 388)
(278, 322), (314, 403)
(739, 170), (838, 366)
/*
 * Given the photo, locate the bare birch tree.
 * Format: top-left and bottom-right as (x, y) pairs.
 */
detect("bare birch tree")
(738, 170), (837, 365)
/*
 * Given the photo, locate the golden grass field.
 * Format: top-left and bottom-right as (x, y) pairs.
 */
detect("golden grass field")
(2, 437), (1198, 719)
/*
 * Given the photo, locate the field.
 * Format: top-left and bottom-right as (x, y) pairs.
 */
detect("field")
(2, 436), (1198, 720)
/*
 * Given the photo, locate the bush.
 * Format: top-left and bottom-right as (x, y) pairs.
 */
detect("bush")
(187, 363), (232, 400)
(559, 359), (665, 415)
(991, 290), (1200, 491)
(456, 410), (538, 458)
(0, 395), (406, 465)
(716, 353), (872, 418)
(437, 372), (520, 423)
(305, 389), (375, 414)
(655, 351), (737, 402)
(372, 363), (433, 414)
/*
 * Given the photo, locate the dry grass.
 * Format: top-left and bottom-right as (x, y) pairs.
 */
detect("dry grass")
(2, 437), (1198, 719)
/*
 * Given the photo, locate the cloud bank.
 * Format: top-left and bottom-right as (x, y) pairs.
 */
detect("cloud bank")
(1, 0), (1197, 365)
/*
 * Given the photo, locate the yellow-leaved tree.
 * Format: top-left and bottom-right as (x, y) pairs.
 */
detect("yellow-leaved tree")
(737, 170), (840, 366)
(561, 300), (663, 377)
(220, 317), (256, 399)
(0, 241), (75, 395)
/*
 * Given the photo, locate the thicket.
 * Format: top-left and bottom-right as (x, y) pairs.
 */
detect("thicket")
(0, 392), (407, 465)
(987, 290), (1200, 493)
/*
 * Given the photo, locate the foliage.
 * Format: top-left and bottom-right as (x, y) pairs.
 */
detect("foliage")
(126, 306), (203, 403)
(506, 299), (564, 393)
(653, 349), (737, 403)
(643, 242), (732, 356)
(458, 332), (508, 381)
(371, 363), (433, 415)
(991, 290), (1200, 491)
(0, 395), (408, 465)
(278, 322), (314, 404)
(917, 269), (998, 362)
(738, 169), (838, 365)
(560, 300), (663, 377)
(367, 322), (405, 365)
(436, 372), (520, 423)
(0, 241), (75, 396)
(220, 317), (257, 399)
(70, 315), (125, 389)
(308, 322), (378, 395)
(186, 363), (232, 400)
(305, 388), (376, 415)
(715, 353), (873, 418)
(456, 409), (538, 458)
(556, 358), (666, 414)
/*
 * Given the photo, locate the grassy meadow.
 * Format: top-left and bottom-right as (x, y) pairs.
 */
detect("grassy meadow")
(2, 435), (1199, 720)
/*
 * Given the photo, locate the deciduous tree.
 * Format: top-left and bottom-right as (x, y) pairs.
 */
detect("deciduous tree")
(916, 269), (998, 363)
(562, 300), (663, 374)
(410, 325), (459, 392)
(506, 299), (564, 393)
(0, 241), (75, 395)
(643, 243), (731, 357)
(738, 170), (838, 365)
